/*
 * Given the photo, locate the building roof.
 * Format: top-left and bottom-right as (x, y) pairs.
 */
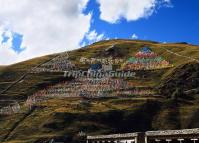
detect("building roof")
(146, 128), (199, 136)
(87, 133), (139, 140)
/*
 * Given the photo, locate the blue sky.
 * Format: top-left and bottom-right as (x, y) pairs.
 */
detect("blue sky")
(84, 0), (199, 45)
(0, 0), (198, 65)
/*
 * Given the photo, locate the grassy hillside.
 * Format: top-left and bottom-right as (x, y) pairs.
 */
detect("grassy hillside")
(0, 66), (6, 70)
(159, 62), (199, 98)
(0, 39), (199, 143)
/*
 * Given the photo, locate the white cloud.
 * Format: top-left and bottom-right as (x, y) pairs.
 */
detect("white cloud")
(163, 0), (173, 7)
(97, 0), (171, 23)
(131, 34), (138, 39)
(163, 0), (171, 4)
(0, 0), (91, 65)
(85, 30), (105, 44)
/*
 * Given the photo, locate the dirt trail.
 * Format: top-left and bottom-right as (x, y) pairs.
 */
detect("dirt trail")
(161, 47), (199, 63)
(2, 107), (36, 142)
(0, 54), (61, 95)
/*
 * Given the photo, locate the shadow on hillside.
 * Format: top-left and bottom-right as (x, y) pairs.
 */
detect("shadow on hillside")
(188, 109), (199, 128)
(42, 100), (161, 142)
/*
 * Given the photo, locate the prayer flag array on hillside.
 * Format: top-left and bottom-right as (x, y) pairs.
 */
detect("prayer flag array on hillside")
(122, 47), (173, 70)
(24, 77), (155, 108)
(31, 52), (75, 73)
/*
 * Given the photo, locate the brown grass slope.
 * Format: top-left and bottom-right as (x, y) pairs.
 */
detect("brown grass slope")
(0, 39), (199, 143)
